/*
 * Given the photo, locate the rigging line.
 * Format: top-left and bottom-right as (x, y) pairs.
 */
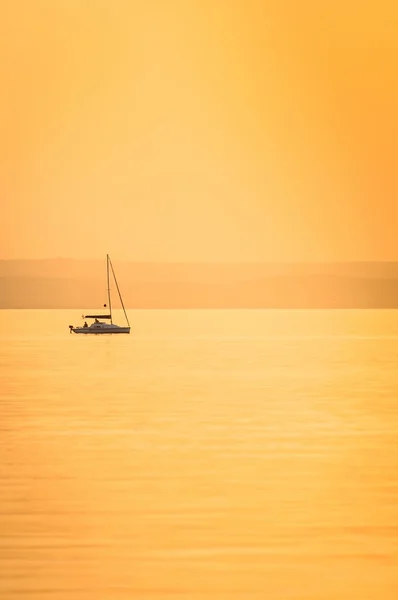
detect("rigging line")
(109, 257), (130, 327)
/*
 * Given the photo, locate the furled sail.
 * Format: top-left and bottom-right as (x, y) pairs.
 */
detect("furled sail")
(84, 314), (112, 320)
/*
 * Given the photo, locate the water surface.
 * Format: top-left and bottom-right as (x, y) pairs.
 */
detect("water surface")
(1, 309), (398, 599)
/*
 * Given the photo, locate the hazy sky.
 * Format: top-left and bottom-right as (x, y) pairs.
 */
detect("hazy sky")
(2, 0), (398, 261)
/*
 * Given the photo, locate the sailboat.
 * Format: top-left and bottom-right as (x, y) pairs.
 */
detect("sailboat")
(69, 254), (130, 334)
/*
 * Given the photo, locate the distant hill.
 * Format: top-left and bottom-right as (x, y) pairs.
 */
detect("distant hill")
(1, 259), (398, 308)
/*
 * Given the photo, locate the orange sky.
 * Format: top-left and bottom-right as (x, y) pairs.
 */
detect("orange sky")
(2, 0), (398, 261)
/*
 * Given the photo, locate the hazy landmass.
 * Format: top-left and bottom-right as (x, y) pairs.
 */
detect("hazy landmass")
(1, 259), (398, 309)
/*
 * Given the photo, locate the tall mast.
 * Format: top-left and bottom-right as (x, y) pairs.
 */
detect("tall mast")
(109, 256), (130, 327)
(106, 254), (113, 324)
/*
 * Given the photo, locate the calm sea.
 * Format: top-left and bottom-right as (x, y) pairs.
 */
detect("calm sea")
(1, 309), (398, 599)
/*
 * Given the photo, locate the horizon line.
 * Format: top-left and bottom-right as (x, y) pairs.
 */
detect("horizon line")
(2, 258), (398, 264)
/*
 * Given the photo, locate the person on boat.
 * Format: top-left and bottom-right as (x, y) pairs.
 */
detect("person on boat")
(84, 321), (88, 328)
(95, 318), (99, 323)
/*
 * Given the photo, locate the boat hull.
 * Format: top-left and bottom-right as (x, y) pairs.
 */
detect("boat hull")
(72, 327), (130, 334)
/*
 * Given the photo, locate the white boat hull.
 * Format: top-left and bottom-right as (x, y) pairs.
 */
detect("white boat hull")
(71, 324), (130, 334)
(72, 328), (130, 334)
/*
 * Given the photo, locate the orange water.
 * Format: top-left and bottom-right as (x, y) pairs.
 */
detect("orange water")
(1, 309), (398, 599)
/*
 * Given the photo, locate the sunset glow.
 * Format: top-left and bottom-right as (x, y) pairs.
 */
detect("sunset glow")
(2, 0), (398, 261)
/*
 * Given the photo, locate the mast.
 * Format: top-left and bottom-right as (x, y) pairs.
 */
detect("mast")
(109, 256), (130, 327)
(106, 254), (113, 324)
